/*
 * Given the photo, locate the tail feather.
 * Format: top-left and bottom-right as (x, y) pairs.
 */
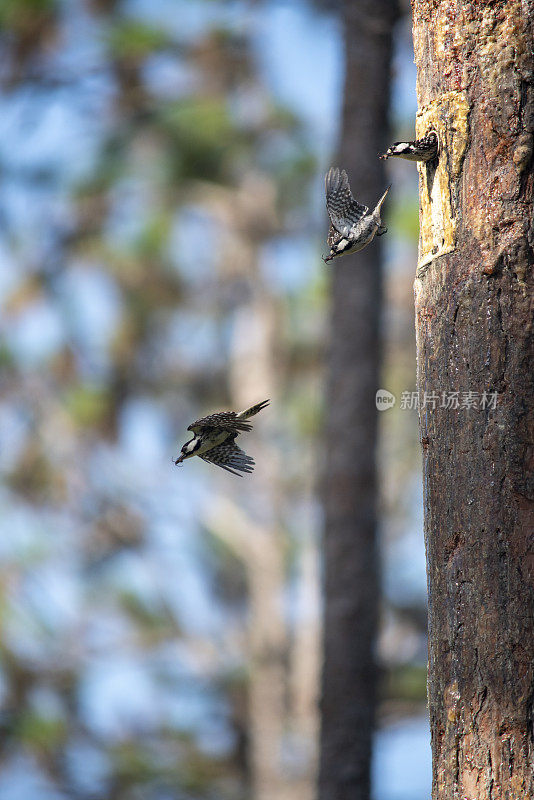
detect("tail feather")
(237, 399), (270, 420)
(373, 185), (391, 217)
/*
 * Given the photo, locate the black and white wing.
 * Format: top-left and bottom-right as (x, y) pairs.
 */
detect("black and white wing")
(200, 440), (255, 477)
(188, 411), (252, 435)
(325, 167), (368, 237)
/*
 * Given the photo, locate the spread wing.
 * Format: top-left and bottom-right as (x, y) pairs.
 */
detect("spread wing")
(325, 167), (368, 236)
(188, 411), (252, 435)
(200, 440), (255, 477)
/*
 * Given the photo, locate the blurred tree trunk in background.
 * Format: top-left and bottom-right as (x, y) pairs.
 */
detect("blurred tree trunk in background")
(319, 2), (399, 799)
(204, 181), (319, 800)
(411, 1), (534, 797)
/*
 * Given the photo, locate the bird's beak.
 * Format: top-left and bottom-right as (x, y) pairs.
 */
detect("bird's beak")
(174, 455), (184, 465)
(322, 254), (333, 263)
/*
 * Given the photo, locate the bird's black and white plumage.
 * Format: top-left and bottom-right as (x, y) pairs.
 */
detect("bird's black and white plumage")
(174, 400), (269, 476)
(379, 131), (439, 162)
(199, 441), (255, 475)
(323, 167), (390, 262)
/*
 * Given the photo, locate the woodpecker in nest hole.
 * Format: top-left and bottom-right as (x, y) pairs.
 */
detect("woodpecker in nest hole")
(379, 131), (439, 162)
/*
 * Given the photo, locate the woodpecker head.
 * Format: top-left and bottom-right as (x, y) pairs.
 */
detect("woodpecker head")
(389, 142), (412, 158)
(323, 237), (354, 263)
(379, 141), (415, 160)
(379, 132), (439, 162)
(174, 437), (201, 465)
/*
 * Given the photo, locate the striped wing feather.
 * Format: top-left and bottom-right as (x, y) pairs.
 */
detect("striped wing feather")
(200, 441), (255, 477)
(188, 411), (252, 434)
(325, 167), (368, 236)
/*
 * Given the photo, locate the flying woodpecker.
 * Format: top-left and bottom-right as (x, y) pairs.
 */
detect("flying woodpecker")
(323, 167), (390, 263)
(174, 400), (269, 476)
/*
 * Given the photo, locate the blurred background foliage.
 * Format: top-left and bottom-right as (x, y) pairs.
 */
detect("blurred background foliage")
(0, 0), (428, 798)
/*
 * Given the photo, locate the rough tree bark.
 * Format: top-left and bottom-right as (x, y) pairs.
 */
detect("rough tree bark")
(319, 2), (399, 799)
(411, 1), (534, 797)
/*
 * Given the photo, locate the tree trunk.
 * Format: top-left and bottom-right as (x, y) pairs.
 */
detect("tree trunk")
(411, 1), (534, 797)
(319, 2), (399, 799)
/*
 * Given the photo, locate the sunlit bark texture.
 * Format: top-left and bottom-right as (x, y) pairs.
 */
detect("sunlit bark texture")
(412, 1), (534, 797)
(319, 2), (399, 799)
